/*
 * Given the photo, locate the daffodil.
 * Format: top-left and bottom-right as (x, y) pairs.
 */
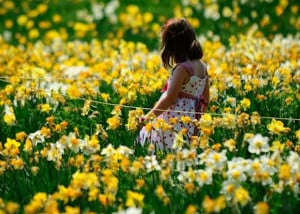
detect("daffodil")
(28, 130), (45, 146)
(130, 160), (144, 175)
(227, 166), (247, 183)
(250, 112), (261, 126)
(64, 206), (80, 214)
(4, 201), (20, 214)
(3, 105), (16, 126)
(233, 187), (250, 207)
(221, 113), (236, 129)
(66, 132), (86, 153)
(71, 171), (99, 190)
(254, 201), (269, 214)
(155, 185), (166, 199)
(101, 144), (115, 157)
(240, 98), (251, 110)
(196, 169), (213, 186)
(202, 195), (226, 214)
(17, 15), (28, 26)
(125, 190), (144, 208)
(28, 28), (40, 39)
(267, 119), (291, 135)
(47, 143), (63, 162)
(205, 150), (227, 171)
(107, 116), (121, 130)
(185, 205), (197, 214)
(31, 166), (39, 176)
(83, 134), (100, 155)
(278, 164), (291, 181)
(10, 158), (24, 170)
(295, 129), (300, 141)
(172, 131), (186, 150)
(126, 108), (144, 131)
(224, 138), (236, 152)
(237, 112), (250, 128)
(24, 192), (48, 214)
(15, 132), (27, 142)
(202, 195), (215, 214)
(3, 138), (20, 157)
(144, 155), (161, 172)
(81, 100), (91, 116)
(287, 151), (300, 174)
(220, 181), (236, 201)
(247, 133), (269, 154)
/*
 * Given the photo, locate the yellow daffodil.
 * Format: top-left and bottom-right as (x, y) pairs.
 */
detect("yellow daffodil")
(267, 119), (291, 135)
(15, 131), (27, 141)
(4, 138), (20, 157)
(233, 187), (250, 207)
(202, 195), (215, 214)
(125, 190), (144, 208)
(240, 98), (251, 110)
(3, 105), (16, 126)
(10, 158), (24, 170)
(186, 204), (197, 214)
(17, 15), (28, 26)
(106, 116), (121, 130)
(5, 201), (20, 214)
(24, 192), (48, 214)
(278, 164), (291, 181)
(40, 103), (52, 113)
(254, 201), (269, 214)
(224, 138), (236, 152)
(64, 206), (80, 214)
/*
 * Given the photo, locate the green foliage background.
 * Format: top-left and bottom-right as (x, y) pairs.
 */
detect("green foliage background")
(0, 0), (299, 48)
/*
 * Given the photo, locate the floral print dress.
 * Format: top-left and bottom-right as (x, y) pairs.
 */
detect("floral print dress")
(138, 61), (208, 150)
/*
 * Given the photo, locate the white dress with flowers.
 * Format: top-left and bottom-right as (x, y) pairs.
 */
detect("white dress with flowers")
(138, 62), (208, 150)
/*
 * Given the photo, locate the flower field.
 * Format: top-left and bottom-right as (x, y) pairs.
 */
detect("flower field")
(0, 0), (300, 213)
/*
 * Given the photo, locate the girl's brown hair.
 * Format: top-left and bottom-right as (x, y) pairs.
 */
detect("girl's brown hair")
(160, 18), (203, 68)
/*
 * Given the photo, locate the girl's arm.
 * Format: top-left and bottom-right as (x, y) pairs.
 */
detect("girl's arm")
(200, 77), (210, 112)
(199, 61), (209, 113)
(145, 65), (189, 118)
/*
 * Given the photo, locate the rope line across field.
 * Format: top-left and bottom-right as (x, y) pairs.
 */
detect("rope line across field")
(0, 77), (299, 122)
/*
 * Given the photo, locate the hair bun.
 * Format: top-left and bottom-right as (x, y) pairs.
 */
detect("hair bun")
(189, 39), (203, 59)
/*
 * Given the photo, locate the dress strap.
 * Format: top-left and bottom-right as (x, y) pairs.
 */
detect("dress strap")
(181, 61), (209, 79)
(178, 62), (194, 76)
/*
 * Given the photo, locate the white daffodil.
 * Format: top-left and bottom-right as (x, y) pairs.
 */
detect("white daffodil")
(117, 145), (134, 157)
(144, 155), (161, 172)
(101, 144), (116, 157)
(247, 133), (269, 154)
(47, 143), (62, 162)
(28, 130), (45, 146)
(64, 132), (87, 153)
(226, 166), (247, 183)
(206, 150), (227, 172)
(172, 132), (185, 150)
(287, 151), (300, 173)
(196, 168), (213, 187)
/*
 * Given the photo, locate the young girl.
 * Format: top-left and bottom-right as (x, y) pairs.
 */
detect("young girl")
(138, 18), (209, 150)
